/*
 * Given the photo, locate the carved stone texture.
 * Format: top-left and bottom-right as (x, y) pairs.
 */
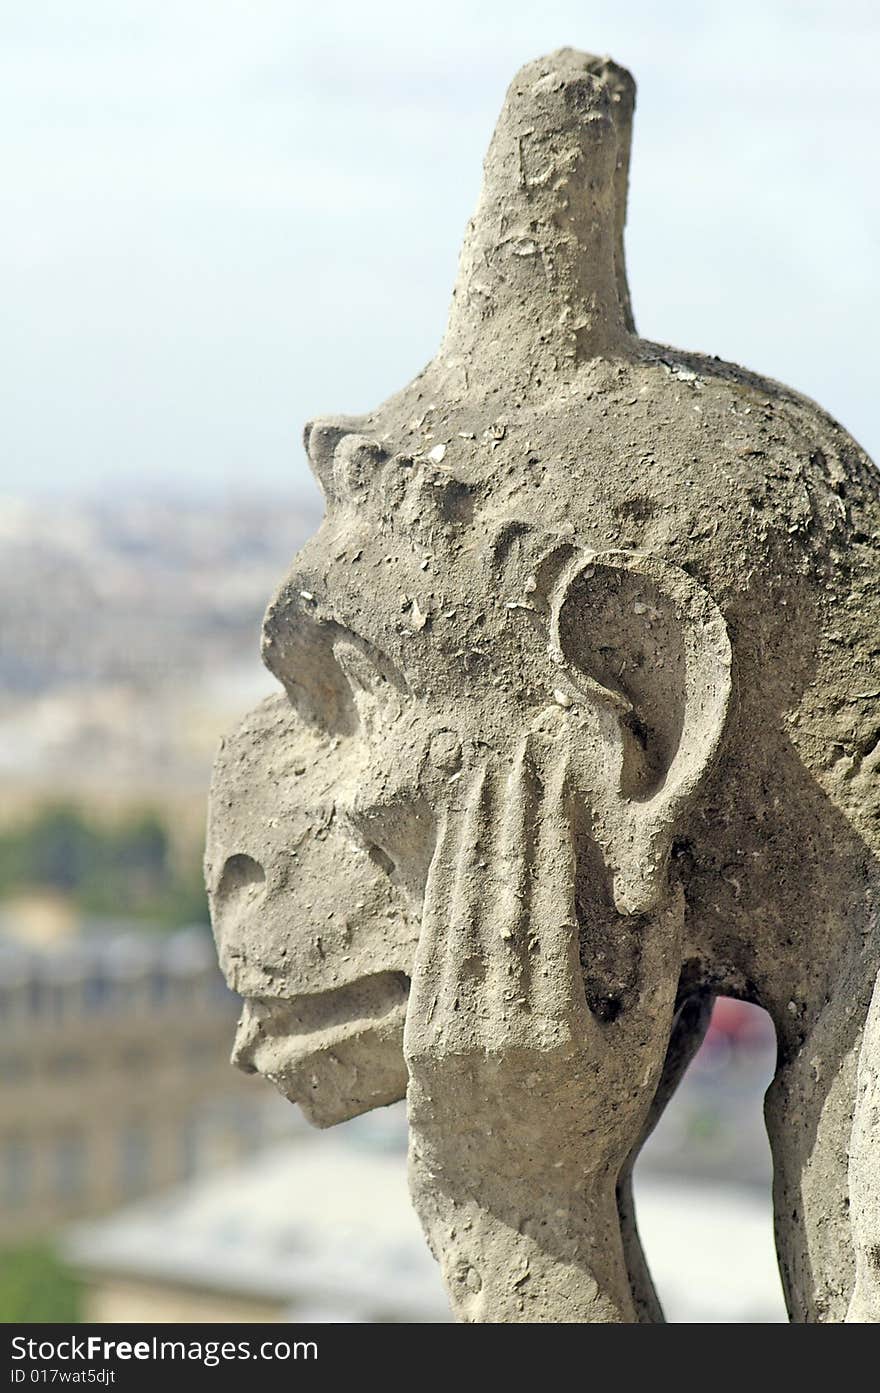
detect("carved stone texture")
(206, 49), (880, 1322)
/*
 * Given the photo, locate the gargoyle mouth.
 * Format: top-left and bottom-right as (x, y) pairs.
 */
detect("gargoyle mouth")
(231, 969), (411, 1074)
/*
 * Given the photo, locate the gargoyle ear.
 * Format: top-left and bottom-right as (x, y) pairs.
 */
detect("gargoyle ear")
(549, 549), (732, 915)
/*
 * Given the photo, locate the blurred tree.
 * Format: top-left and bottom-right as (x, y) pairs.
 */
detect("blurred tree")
(0, 804), (98, 894)
(0, 1241), (81, 1322)
(0, 803), (208, 928)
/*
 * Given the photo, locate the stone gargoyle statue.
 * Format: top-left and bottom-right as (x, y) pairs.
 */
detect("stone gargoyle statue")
(205, 49), (880, 1322)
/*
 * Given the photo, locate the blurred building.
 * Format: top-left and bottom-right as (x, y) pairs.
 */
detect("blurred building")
(632, 1175), (785, 1322)
(57, 1001), (789, 1325)
(639, 999), (778, 1188)
(62, 1128), (786, 1325)
(63, 1136), (452, 1323)
(0, 928), (279, 1243)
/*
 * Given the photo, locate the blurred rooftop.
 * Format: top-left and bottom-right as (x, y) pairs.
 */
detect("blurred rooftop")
(63, 1122), (787, 1324)
(64, 1134), (451, 1323)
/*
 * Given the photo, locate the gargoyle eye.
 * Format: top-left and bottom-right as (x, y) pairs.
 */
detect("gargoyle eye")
(334, 639), (389, 697)
(262, 569), (406, 737)
(333, 637), (405, 734)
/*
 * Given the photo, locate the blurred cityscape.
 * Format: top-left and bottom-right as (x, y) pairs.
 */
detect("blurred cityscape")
(0, 490), (785, 1323)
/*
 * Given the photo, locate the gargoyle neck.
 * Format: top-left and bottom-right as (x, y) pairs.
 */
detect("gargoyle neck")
(438, 50), (637, 389)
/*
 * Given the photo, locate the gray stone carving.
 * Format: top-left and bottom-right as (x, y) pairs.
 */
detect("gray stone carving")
(206, 49), (880, 1322)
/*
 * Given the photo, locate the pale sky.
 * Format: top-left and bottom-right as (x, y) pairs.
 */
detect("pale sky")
(3, 1), (879, 502)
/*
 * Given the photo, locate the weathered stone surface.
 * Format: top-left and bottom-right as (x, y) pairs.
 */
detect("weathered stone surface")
(206, 49), (880, 1322)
